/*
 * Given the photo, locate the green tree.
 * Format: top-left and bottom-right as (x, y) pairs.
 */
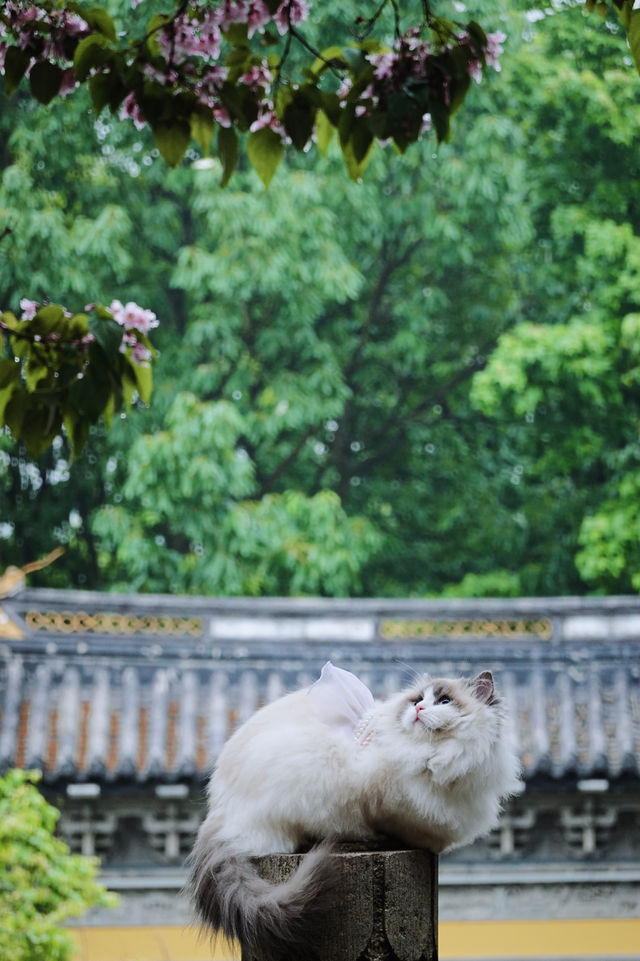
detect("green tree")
(4, 0), (640, 598)
(88, 5), (533, 595)
(0, 769), (117, 961)
(467, 5), (640, 595)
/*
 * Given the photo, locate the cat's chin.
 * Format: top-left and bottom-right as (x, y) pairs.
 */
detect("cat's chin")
(402, 712), (443, 738)
(411, 711), (451, 736)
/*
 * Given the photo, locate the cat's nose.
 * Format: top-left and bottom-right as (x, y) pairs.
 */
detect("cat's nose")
(415, 704), (424, 716)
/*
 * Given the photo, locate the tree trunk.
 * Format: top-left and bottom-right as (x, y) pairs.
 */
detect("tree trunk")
(242, 843), (438, 961)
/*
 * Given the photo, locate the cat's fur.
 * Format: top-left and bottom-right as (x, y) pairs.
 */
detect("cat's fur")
(188, 665), (521, 960)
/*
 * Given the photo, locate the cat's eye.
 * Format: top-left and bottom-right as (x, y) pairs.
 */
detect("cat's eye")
(436, 695), (451, 705)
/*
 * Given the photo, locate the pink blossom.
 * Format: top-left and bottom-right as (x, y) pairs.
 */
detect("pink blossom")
(159, 13), (221, 63)
(59, 11), (89, 37)
(402, 26), (425, 52)
(213, 105), (232, 128)
(130, 341), (152, 366)
(337, 76), (352, 100)
(369, 52), (395, 81)
(239, 62), (273, 91)
(467, 59), (482, 83)
(119, 92), (147, 130)
(20, 298), (39, 320)
(58, 68), (78, 97)
(119, 331), (152, 366)
(110, 300), (159, 335)
(486, 30), (506, 71)
(204, 66), (227, 85)
(249, 103), (286, 140)
(196, 67), (228, 106)
(247, 0), (271, 38)
(142, 63), (178, 86)
(273, 0), (311, 36)
(355, 83), (378, 117)
(217, 0), (249, 31)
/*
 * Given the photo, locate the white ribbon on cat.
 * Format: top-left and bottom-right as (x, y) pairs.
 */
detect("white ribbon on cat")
(306, 661), (377, 746)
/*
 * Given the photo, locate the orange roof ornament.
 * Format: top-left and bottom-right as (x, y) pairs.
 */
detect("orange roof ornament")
(0, 547), (65, 638)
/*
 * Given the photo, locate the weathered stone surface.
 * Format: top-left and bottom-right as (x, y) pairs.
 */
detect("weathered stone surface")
(242, 845), (438, 961)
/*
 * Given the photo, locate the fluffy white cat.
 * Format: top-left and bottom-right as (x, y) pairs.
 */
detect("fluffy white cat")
(188, 662), (521, 959)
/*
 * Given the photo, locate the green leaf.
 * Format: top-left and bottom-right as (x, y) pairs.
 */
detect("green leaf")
(0, 382), (17, 424)
(68, 362), (111, 419)
(0, 358), (19, 390)
(74, 33), (113, 82)
(0, 359), (19, 423)
(89, 314), (123, 361)
(466, 20), (488, 55)
(1, 312), (19, 332)
(29, 61), (63, 105)
(32, 305), (65, 333)
(63, 409), (90, 456)
(122, 369), (138, 407)
(341, 134), (374, 182)
(80, 7), (117, 43)
(247, 127), (284, 187)
(616, 3), (640, 73)
(274, 85), (294, 115)
(311, 45), (347, 75)
(342, 47), (367, 74)
(320, 92), (341, 127)
(218, 125), (238, 187)
(283, 97), (315, 151)
(146, 13), (172, 57)
(338, 102), (359, 149)
(152, 120), (191, 167)
(3, 47), (31, 96)
(224, 22), (249, 45)
(315, 110), (335, 157)
(3, 389), (25, 440)
(351, 121), (373, 165)
(66, 313), (90, 340)
(130, 356), (152, 404)
(19, 403), (62, 457)
(430, 100), (451, 144)
(190, 108), (214, 156)
(24, 357), (50, 393)
(89, 71), (125, 113)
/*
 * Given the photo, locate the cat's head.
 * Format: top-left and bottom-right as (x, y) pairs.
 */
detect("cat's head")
(399, 671), (501, 739)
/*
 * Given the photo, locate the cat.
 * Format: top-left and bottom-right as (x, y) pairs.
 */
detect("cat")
(188, 662), (521, 960)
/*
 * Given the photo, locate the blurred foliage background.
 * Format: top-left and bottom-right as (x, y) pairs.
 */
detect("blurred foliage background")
(0, 769), (116, 961)
(2, 0), (640, 598)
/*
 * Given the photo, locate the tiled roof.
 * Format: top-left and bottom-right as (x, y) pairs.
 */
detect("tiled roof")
(1, 590), (639, 785)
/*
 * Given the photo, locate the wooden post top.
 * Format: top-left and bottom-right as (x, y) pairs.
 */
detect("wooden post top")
(242, 844), (438, 961)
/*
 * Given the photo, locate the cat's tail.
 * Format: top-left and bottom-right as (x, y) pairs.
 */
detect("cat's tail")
(187, 823), (336, 961)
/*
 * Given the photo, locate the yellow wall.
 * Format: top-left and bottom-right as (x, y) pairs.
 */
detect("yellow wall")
(70, 919), (640, 961)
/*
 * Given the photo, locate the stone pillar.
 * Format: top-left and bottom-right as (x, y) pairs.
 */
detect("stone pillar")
(242, 844), (438, 961)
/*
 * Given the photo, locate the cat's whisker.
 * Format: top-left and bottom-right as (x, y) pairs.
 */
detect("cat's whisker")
(391, 657), (422, 686)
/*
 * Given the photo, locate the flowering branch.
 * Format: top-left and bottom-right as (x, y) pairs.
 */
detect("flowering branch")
(0, 298), (158, 457)
(0, 1), (508, 185)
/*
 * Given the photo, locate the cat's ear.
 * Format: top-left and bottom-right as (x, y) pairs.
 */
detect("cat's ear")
(471, 671), (495, 704)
